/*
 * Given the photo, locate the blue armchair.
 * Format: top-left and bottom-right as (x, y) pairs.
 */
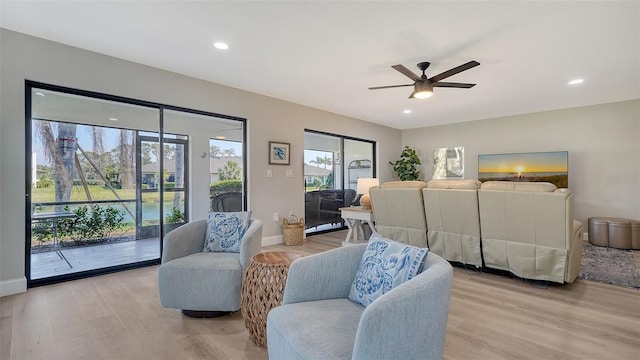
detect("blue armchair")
(158, 218), (263, 317)
(266, 243), (453, 359)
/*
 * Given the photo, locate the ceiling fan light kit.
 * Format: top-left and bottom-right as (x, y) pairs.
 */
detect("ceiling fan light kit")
(369, 60), (480, 99)
(410, 81), (433, 99)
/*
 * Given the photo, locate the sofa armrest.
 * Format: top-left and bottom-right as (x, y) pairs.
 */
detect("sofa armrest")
(352, 252), (453, 360)
(282, 243), (367, 304)
(572, 220), (584, 241)
(565, 220), (584, 282)
(239, 219), (263, 269)
(161, 219), (207, 263)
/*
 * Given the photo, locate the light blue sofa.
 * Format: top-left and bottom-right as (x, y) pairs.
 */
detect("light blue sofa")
(266, 243), (453, 360)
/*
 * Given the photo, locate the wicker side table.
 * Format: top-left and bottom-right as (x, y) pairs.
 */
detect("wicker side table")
(241, 251), (301, 347)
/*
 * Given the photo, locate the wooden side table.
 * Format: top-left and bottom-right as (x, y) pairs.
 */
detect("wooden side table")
(241, 251), (301, 347)
(339, 206), (375, 246)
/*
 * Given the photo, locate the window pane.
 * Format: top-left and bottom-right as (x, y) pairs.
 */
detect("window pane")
(30, 87), (161, 281)
(304, 131), (375, 235)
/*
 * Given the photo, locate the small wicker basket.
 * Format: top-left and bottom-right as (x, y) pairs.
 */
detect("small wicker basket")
(282, 216), (304, 246)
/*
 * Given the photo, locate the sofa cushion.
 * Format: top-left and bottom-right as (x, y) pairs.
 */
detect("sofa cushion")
(348, 232), (428, 307)
(203, 211), (251, 253)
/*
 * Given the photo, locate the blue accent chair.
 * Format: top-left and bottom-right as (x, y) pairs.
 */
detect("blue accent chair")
(267, 243), (453, 359)
(158, 218), (263, 317)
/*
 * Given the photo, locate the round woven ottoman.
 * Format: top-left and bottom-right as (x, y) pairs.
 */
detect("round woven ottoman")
(241, 251), (301, 347)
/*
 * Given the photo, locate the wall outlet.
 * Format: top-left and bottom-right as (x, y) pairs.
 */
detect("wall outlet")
(273, 212), (279, 222)
(267, 169), (273, 178)
(286, 170), (293, 178)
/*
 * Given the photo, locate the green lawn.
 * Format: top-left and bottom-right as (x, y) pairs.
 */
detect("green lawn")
(31, 185), (178, 203)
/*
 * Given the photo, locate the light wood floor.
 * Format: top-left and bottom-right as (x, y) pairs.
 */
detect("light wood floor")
(2, 230), (639, 360)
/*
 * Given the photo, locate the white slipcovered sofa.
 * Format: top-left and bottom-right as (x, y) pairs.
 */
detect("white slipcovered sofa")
(368, 180), (583, 283)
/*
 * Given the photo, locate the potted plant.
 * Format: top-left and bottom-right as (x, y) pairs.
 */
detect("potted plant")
(389, 146), (422, 181)
(165, 207), (185, 233)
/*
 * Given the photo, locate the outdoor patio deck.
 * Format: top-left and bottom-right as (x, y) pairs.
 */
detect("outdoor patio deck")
(30, 238), (160, 280)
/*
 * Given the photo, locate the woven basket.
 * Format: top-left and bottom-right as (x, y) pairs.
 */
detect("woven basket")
(282, 217), (304, 246)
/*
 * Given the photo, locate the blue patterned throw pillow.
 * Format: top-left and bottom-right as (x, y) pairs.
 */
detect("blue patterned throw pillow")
(348, 232), (428, 307)
(203, 211), (251, 253)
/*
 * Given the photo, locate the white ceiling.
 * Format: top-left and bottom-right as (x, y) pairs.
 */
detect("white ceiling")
(1, 1), (638, 130)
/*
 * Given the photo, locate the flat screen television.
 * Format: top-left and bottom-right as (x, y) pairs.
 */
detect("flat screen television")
(478, 151), (568, 188)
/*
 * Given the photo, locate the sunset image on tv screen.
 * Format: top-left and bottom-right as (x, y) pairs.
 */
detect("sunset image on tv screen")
(478, 151), (568, 188)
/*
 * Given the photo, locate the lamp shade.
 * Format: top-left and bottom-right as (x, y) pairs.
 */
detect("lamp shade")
(409, 81), (433, 99)
(357, 178), (379, 195)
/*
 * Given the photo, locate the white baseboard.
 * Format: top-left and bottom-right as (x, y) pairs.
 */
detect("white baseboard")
(0, 277), (27, 297)
(262, 235), (284, 247)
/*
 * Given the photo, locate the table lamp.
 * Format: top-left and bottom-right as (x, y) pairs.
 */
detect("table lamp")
(357, 178), (379, 210)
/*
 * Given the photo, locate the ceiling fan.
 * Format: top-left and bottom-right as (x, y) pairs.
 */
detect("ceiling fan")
(369, 60), (480, 99)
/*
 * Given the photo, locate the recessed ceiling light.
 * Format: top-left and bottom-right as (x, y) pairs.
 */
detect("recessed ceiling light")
(568, 79), (584, 85)
(109, 117), (118, 121)
(214, 42), (229, 50)
(35, 92), (45, 96)
(403, 109), (412, 114)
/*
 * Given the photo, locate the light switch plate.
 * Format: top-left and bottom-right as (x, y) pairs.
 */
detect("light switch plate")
(267, 169), (273, 178)
(286, 170), (293, 178)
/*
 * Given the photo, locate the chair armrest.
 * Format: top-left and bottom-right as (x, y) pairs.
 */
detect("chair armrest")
(282, 243), (367, 304)
(239, 219), (263, 269)
(319, 197), (343, 211)
(353, 253), (453, 360)
(161, 219), (207, 263)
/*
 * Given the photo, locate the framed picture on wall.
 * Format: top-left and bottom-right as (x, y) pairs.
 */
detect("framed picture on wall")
(433, 147), (464, 179)
(269, 141), (290, 165)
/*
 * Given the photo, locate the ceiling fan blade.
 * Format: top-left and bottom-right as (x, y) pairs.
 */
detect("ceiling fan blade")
(429, 61), (480, 83)
(432, 82), (476, 88)
(391, 64), (421, 81)
(368, 84), (414, 90)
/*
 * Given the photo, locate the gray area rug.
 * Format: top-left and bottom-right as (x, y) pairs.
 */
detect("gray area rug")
(579, 243), (640, 289)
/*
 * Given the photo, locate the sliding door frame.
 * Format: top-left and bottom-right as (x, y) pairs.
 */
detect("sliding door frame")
(304, 129), (377, 235)
(25, 80), (246, 287)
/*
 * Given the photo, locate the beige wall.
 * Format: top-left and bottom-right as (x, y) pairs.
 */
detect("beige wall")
(0, 29), (402, 295)
(402, 100), (640, 226)
(2, 28), (638, 296)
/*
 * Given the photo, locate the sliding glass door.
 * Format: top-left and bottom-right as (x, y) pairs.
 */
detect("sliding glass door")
(26, 82), (245, 286)
(28, 88), (162, 283)
(304, 130), (375, 234)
